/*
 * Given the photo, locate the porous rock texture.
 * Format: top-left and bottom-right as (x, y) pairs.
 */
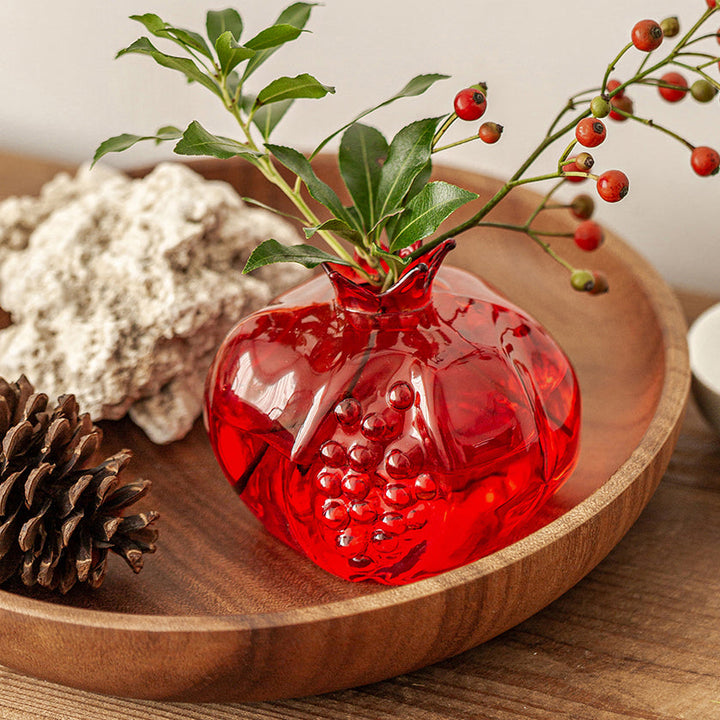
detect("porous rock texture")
(0, 162), (307, 444)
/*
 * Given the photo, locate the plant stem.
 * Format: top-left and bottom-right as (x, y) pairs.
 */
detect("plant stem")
(671, 60), (720, 91)
(525, 179), (565, 226)
(602, 42), (634, 93)
(217, 71), (363, 273)
(472, 222), (575, 272)
(411, 6), (719, 266)
(432, 114), (457, 148)
(557, 139), (577, 169)
(432, 135), (477, 153)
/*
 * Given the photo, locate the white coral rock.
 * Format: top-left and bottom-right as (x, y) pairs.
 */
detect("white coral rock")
(0, 162), (308, 444)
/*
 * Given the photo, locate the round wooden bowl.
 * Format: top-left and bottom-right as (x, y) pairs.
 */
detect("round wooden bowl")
(0, 158), (689, 702)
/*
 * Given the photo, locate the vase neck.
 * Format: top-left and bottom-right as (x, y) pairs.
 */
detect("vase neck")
(324, 240), (456, 315)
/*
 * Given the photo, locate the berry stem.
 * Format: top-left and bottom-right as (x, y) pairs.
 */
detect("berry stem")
(606, 107), (695, 150)
(525, 179), (565, 226)
(410, 106), (596, 261)
(601, 42), (635, 94)
(697, 57), (720, 69)
(557, 139), (577, 170)
(432, 134), (479, 153)
(476, 221), (573, 239)
(684, 32), (720, 46)
(670, 60), (720, 91)
(432, 114), (457, 148)
(545, 100), (577, 138)
(674, 51), (719, 62)
(476, 222), (577, 272)
(527, 230), (577, 272)
(411, 5), (718, 269)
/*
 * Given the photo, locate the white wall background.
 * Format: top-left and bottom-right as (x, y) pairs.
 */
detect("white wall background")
(0, 0), (718, 292)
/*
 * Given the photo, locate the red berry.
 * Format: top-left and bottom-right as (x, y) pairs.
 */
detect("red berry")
(606, 79), (625, 99)
(562, 161), (587, 183)
(596, 170), (630, 203)
(575, 118), (607, 147)
(708, 0), (717, 8)
(609, 95), (634, 121)
(658, 71), (688, 102)
(478, 121), (503, 144)
(454, 88), (487, 121)
(631, 19), (664, 51)
(690, 146), (720, 176)
(573, 221), (604, 251)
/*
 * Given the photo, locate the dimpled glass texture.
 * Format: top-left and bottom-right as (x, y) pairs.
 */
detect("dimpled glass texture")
(204, 242), (581, 585)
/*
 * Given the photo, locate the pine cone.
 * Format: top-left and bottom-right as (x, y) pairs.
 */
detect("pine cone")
(0, 375), (159, 594)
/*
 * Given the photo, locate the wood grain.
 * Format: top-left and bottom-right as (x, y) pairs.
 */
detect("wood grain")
(0, 153), (693, 709)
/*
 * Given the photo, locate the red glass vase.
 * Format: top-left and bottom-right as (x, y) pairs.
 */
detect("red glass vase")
(204, 240), (581, 584)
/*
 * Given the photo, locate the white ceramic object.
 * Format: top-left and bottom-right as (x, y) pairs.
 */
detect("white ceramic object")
(688, 302), (720, 436)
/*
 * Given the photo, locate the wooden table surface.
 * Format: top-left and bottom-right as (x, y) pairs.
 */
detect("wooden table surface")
(0, 151), (718, 720)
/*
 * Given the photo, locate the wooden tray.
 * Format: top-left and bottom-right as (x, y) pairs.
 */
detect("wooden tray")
(0, 157), (689, 702)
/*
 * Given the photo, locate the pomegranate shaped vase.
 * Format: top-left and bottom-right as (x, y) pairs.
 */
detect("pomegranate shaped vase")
(204, 241), (581, 585)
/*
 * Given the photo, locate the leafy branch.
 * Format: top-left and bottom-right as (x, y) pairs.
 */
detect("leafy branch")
(94, 3), (720, 293)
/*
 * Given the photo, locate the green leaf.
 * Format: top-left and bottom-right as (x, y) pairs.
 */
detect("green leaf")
(215, 31), (255, 75)
(129, 12), (165, 33)
(266, 144), (358, 229)
(406, 161), (432, 203)
(116, 37), (222, 98)
(207, 9), (243, 45)
(338, 124), (388, 233)
(389, 182), (478, 252)
(251, 99), (294, 140)
(115, 36), (156, 58)
(303, 219), (364, 244)
(245, 23), (303, 51)
(243, 239), (351, 273)
(173, 120), (262, 160)
(92, 126), (182, 166)
(129, 14), (213, 59)
(376, 118), (441, 221)
(311, 73), (449, 158)
(242, 3), (317, 80)
(256, 74), (334, 106)
(241, 197), (304, 223)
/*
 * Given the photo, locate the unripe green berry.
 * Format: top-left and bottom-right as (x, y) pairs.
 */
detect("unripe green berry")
(691, 79), (718, 103)
(570, 269), (595, 292)
(591, 96), (611, 118)
(660, 16), (680, 38)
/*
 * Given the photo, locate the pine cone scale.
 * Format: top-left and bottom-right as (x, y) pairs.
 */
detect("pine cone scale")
(18, 497), (51, 552)
(0, 506), (21, 557)
(0, 471), (22, 515)
(23, 463), (54, 508)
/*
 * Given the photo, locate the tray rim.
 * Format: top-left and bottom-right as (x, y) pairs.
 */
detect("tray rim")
(0, 221), (690, 633)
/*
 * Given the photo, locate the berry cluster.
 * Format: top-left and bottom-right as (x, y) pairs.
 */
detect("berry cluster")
(593, 16), (720, 179)
(97, 2), (720, 298)
(432, 5), (720, 295)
